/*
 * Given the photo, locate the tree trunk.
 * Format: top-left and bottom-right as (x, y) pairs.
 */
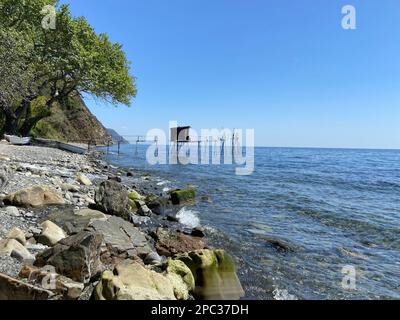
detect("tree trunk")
(4, 111), (18, 135)
(19, 114), (48, 136)
(19, 100), (52, 136)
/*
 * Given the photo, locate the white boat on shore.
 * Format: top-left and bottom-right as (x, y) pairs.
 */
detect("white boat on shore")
(4, 135), (31, 145)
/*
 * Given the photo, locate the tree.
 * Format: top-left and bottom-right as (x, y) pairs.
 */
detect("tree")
(0, 0), (136, 135)
(0, 29), (38, 135)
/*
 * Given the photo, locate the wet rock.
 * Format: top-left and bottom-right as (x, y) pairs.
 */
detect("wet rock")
(94, 180), (129, 219)
(263, 237), (295, 253)
(76, 174), (92, 186)
(3, 186), (64, 208)
(0, 239), (35, 263)
(0, 272), (54, 300)
(94, 261), (176, 300)
(169, 188), (196, 205)
(339, 247), (368, 260)
(166, 213), (179, 223)
(89, 216), (152, 258)
(176, 249), (244, 300)
(201, 195), (212, 203)
(35, 231), (103, 284)
(147, 198), (168, 216)
(191, 227), (205, 238)
(151, 228), (206, 257)
(6, 227), (27, 245)
(37, 221), (66, 246)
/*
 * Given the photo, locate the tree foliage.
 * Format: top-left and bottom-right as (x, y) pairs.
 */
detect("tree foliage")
(0, 0), (136, 135)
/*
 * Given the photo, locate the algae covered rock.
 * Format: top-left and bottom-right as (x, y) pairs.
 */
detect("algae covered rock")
(128, 190), (144, 201)
(166, 259), (195, 300)
(95, 261), (177, 300)
(176, 249), (244, 300)
(169, 188), (196, 205)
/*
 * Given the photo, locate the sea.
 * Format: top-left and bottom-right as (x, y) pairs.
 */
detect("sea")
(99, 143), (400, 300)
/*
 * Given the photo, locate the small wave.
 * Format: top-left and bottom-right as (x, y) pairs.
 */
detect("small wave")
(156, 180), (169, 186)
(273, 288), (298, 300)
(176, 207), (200, 228)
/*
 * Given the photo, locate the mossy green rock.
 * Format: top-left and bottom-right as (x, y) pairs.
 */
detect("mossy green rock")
(166, 259), (195, 300)
(94, 262), (177, 300)
(128, 199), (138, 212)
(170, 188), (196, 205)
(128, 190), (144, 201)
(176, 249), (244, 300)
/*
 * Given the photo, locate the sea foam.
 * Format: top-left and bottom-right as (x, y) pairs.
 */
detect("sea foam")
(176, 207), (200, 228)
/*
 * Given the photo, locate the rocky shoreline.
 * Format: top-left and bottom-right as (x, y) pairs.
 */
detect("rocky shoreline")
(0, 142), (244, 300)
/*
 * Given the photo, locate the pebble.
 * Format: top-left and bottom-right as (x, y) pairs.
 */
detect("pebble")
(5, 207), (20, 217)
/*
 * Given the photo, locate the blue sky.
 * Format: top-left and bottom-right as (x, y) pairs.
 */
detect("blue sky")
(63, 0), (400, 148)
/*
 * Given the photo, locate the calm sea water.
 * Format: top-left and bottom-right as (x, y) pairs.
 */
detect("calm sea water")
(100, 144), (400, 300)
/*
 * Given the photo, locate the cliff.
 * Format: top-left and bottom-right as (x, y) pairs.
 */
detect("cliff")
(31, 94), (112, 145)
(106, 128), (129, 144)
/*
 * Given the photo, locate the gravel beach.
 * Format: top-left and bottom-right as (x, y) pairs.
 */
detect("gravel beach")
(0, 141), (244, 300)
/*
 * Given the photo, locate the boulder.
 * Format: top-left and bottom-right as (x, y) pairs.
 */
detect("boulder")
(0, 239), (35, 263)
(37, 221), (66, 246)
(3, 186), (64, 208)
(134, 200), (152, 216)
(0, 272), (54, 300)
(169, 188), (196, 205)
(94, 180), (129, 219)
(35, 231), (103, 284)
(19, 265), (84, 300)
(94, 261), (176, 300)
(128, 190), (144, 201)
(88, 216), (152, 258)
(44, 207), (107, 235)
(151, 228), (206, 257)
(76, 174), (92, 186)
(166, 259), (195, 300)
(191, 227), (205, 238)
(176, 249), (244, 300)
(6, 227), (26, 245)
(146, 197), (168, 216)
